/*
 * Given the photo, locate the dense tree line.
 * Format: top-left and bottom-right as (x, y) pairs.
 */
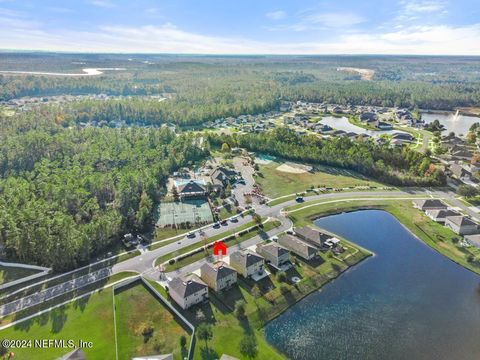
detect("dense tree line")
(209, 128), (445, 186)
(0, 114), (209, 270)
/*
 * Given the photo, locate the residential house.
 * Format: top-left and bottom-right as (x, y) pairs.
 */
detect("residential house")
(200, 261), (237, 292)
(375, 121), (393, 130)
(294, 226), (333, 247)
(277, 234), (317, 260)
(449, 163), (472, 182)
(229, 249), (264, 278)
(168, 274), (208, 309)
(360, 112), (377, 122)
(256, 243), (290, 268)
(412, 199), (448, 211)
(445, 216), (479, 235)
(211, 166), (238, 188)
(425, 209), (460, 223)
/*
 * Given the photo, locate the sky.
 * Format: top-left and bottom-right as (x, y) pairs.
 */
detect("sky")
(0, 0), (479, 55)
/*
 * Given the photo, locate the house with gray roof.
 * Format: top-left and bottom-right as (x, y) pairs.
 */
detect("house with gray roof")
(229, 249), (264, 278)
(425, 209), (460, 223)
(200, 261), (237, 292)
(294, 226), (333, 247)
(168, 274), (208, 309)
(255, 243), (290, 268)
(277, 234), (317, 260)
(445, 216), (479, 235)
(412, 199), (447, 211)
(177, 180), (206, 199)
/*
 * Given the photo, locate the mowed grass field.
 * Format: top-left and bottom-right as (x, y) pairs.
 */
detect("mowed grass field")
(0, 287), (116, 360)
(255, 161), (383, 198)
(0, 265), (39, 285)
(115, 282), (190, 360)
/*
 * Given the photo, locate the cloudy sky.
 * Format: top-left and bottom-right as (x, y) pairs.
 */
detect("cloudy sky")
(0, 0), (479, 54)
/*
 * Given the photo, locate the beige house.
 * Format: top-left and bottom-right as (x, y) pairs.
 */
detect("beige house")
(412, 199), (447, 211)
(277, 234), (317, 260)
(168, 274), (208, 310)
(445, 216), (479, 235)
(294, 226), (333, 247)
(229, 249), (264, 278)
(256, 243), (290, 268)
(200, 261), (237, 292)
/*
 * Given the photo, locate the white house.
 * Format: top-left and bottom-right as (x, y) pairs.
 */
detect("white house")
(168, 274), (208, 309)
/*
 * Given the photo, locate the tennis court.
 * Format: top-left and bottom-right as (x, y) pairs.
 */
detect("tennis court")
(156, 199), (213, 227)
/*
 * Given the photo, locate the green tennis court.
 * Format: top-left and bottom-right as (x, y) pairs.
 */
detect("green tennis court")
(156, 199), (213, 227)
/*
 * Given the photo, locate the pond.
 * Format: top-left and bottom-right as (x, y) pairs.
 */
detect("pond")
(421, 111), (480, 136)
(265, 210), (480, 360)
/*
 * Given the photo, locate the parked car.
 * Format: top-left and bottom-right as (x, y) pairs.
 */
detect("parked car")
(186, 232), (196, 238)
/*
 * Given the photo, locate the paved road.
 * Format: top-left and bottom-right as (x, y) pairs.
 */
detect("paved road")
(2, 182), (473, 318)
(0, 267), (112, 317)
(151, 216), (293, 281)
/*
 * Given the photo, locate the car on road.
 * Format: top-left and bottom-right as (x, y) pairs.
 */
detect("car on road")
(213, 222), (221, 229)
(230, 217), (238, 223)
(221, 220), (228, 226)
(186, 232), (196, 238)
(295, 196), (304, 202)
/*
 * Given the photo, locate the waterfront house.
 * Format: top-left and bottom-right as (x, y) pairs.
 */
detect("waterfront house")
(200, 261), (237, 292)
(294, 226), (333, 247)
(229, 249), (264, 278)
(256, 243), (290, 268)
(277, 234), (317, 260)
(168, 274), (208, 309)
(445, 216), (479, 235)
(425, 209), (460, 223)
(412, 199), (447, 211)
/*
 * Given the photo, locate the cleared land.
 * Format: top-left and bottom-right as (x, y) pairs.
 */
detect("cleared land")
(255, 161), (382, 198)
(287, 199), (480, 275)
(0, 286), (116, 359)
(115, 282), (190, 360)
(336, 67), (375, 80)
(0, 265), (39, 285)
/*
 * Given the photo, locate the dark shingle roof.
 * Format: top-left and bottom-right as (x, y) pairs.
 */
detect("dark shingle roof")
(177, 180), (205, 194)
(446, 215), (477, 227)
(168, 274), (207, 298)
(413, 199), (447, 209)
(278, 234), (317, 258)
(256, 243), (289, 258)
(230, 250), (263, 268)
(200, 261), (236, 281)
(294, 226), (331, 245)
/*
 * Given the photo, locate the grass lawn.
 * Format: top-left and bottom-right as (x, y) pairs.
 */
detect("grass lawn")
(163, 220), (281, 271)
(255, 161), (383, 198)
(217, 204), (237, 220)
(115, 282), (190, 360)
(172, 240), (369, 360)
(0, 266), (39, 285)
(288, 198), (480, 275)
(0, 286), (117, 359)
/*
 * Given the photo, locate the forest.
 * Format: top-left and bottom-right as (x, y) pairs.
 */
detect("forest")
(0, 111), (208, 270)
(208, 127), (446, 187)
(2, 54), (480, 128)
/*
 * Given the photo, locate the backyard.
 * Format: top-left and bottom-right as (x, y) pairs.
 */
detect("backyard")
(115, 282), (190, 360)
